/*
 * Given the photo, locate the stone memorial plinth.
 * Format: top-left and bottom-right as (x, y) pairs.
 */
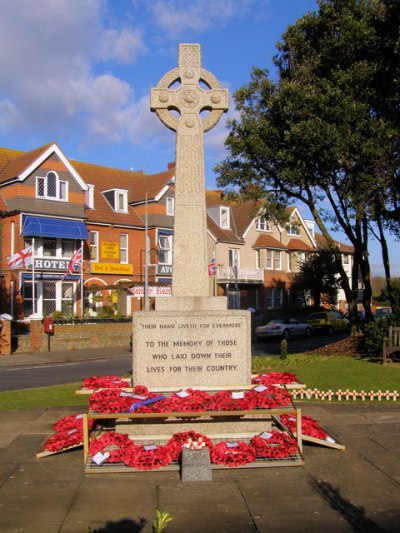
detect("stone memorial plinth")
(132, 310), (251, 388)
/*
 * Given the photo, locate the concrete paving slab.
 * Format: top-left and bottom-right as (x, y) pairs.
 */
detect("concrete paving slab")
(305, 449), (400, 509)
(64, 475), (158, 528)
(0, 409), (43, 423)
(0, 435), (44, 463)
(2, 526), (61, 533)
(0, 480), (80, 529)
(158, 478), (257, 533)
(253, 509), (353, 533)
(368, 509), (400, 532)
(0, 462), (19, 486)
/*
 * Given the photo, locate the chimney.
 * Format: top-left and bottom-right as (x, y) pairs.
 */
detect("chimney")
(168, 162), (176, 171)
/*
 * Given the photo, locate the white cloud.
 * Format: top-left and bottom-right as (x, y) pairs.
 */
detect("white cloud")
(99, 27), (147, 64)
(151, 0), (257, 38)
(0, 0), (147, 144)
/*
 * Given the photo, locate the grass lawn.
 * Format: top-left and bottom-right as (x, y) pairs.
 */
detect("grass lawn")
(0, 355), (399, 411)
(0, 383), (87, 411)
(252, 354), (400, 391)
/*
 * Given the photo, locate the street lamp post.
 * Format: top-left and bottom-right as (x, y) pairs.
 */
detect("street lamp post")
(144, 189), (150, 312)
(144, 178), (175, 312)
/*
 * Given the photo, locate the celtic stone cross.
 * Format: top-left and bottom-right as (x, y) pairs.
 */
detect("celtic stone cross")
(151, 43), (228, 298)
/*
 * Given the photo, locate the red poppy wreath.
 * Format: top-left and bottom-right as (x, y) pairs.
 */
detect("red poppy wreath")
(250, 430), (298, 459)
(210, 441), (256, 467)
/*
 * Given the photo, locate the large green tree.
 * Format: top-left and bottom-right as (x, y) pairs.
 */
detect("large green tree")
(291, 246), (342, 309)
(216, 0), (399, 329)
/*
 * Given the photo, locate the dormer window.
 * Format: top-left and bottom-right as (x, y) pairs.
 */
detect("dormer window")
(288, 223), (300, 236)
(256, 217), (270, 232)
(103, 188), (128, 212)
(220, 206), (230, 229)
(36, 171), (68, 201)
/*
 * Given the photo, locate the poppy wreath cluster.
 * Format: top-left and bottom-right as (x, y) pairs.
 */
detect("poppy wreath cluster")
(210, 441), (257, 467)
(168, 389), (215, 412)
(89, 386), (293, 415)
(123, 444), (173, 470)
(88, 429), (298, 469)
(211, 390), (257, 411)
(252, 372), (298, 386)
(247, 385), (292, 409)
(281, 413), (328, 440)
(166, 431), (213, 460)
(82, 375), (130, 390)
(44, 414), (95, 452)
(250, 430), (298, 459)
(89, 433), (173, 470)
(89, 432), (134, 463)
(89, 389), (163, 413)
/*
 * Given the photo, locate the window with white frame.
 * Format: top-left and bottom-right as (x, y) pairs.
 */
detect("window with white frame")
(220, 206), (230, 229)
(229, 248), (239, 268)
(266, 249), (281, 270)
(274, 250), (282, 270)
(266, 249), (273, 269)
(120, 233), (128, 263)
(296, 251), (306, 269)
(343, 253), (349, 264)
(25, 237), (75, 259)
(288, 222), (300, 236)
(62, 240), (75, 258)
(256, 217), (270, 231)
(266, 287), (283, 309)
(255, 249), (260, 269)
(166, 197), (174, 216)
(85, 184), (95, 209)
(287, 251), (292, 272)
(115, 190), (128, 213)
(90, 231), (99, 261)
(158, 234), (172, 264)
(36, 171), (68, 201)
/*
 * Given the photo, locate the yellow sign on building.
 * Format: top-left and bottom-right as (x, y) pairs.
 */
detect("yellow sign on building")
(101, 242), (119, 259)
(91, 263), (133, 275)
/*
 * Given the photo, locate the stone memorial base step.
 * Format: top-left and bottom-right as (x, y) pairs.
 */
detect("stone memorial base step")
(115, 416), (273, 437)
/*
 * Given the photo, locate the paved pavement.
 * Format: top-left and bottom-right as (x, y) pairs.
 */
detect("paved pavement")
(1, 402), (400, 532)
(0, 346), (129, 369)
(1, 348), (400, 532)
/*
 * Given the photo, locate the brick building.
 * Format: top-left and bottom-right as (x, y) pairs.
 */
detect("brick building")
(0, 142), (354, 319)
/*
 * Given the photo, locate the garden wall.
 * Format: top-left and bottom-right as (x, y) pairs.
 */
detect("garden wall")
(9, 320), (132, 354)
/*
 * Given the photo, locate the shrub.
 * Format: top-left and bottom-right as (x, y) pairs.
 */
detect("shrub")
(363, 312), (400, 357)
(280, 338), (288, 360)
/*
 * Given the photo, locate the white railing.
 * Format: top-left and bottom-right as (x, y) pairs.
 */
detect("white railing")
(217, 266), (264, 283)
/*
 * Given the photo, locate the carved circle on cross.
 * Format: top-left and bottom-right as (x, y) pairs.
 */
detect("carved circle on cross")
(152, 66), (227, 133)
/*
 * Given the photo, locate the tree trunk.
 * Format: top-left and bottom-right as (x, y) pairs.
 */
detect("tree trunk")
(376, 214), (397, 312)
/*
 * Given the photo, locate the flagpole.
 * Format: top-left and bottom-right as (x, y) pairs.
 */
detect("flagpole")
(32, 238), (36, 315)
(80, 240), (84, 318)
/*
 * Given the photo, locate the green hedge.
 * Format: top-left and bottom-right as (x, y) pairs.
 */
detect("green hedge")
(363, 312), (400, 357)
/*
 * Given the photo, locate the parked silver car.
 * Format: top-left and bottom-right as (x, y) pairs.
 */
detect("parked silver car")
(255, 318), (312, 341)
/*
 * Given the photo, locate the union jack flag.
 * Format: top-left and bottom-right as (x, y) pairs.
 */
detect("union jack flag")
(208, 257), (216, 276)
(8, 245), (33, 269)
(64, 247), (83, 278)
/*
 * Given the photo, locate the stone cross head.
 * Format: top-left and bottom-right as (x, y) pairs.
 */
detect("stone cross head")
(150, 43), (229, 133)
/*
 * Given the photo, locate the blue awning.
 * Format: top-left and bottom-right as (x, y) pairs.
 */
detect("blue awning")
(22, 216), (88, 240)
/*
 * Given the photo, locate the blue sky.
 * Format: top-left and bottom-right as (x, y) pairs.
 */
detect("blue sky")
(0, 0), (398, 276)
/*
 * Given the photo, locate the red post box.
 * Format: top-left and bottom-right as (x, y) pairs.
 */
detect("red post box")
(43, 317), (54, 334)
